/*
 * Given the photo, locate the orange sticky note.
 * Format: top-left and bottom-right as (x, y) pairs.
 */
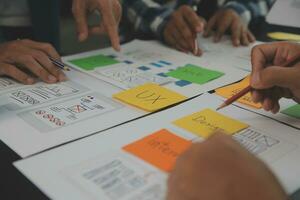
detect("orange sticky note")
(113, 83), (187, 112)
(173, 109), (249, 138)
(123, 129), (192, 172)
(215, 76), (262, 109)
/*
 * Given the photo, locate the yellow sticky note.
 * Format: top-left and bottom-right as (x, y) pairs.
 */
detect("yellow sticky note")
(113, 83), (187, 112)
(267, 32), (300, 42)
(215, 76), (262, 109)
(173, 108), (249, 138)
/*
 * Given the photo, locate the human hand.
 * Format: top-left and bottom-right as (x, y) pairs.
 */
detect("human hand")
(167, 132), (287, 200)
(0, 39), (66, 84)
(251, 42), (300, 113)
(72, 0), (122, 51)
(204, 9), (255, 46)
(163, 5), (205, 56)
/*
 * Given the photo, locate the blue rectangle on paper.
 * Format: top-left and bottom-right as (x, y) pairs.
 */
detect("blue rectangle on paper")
(159, 60), (172, 65)
(150, 63), (163, 68)
(124, 60), (133, 64)
(175, 80), (192, 87)
(157, 73), (168, 77)
(138, 66), (150, 71)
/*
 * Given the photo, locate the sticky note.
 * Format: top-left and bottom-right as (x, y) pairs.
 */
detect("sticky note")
(215, 76), (262, 109)
(69, 54), (119, 70)
(267, 32), (300, 42)
(166, 64), (224, 85)
(113, 83), (187, 112)
(123, 129), (192, 172)
(281, 104), (300, 119)
(173, 108), (249, 138)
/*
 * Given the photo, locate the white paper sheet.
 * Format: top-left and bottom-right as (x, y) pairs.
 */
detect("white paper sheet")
(64, 40), (248, 97)
(0, 39), (248, 158)
(15, 94), (300, 200)
(197, 35), (264, 72)
(0, 70), (145, 158)
(267, 0), (300, 28)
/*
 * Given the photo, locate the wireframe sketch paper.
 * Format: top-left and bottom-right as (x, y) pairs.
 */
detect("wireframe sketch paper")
(15, 94), (300, 200)
(64, 40), (248, 97)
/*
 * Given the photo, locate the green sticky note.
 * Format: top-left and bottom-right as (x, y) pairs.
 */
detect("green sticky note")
(166, 64), (224, 85)
(281, 104), (300, 119)
(69, 54), (119, 71)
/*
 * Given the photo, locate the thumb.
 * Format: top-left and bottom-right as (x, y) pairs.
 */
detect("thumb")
(251, 66), (298, 90)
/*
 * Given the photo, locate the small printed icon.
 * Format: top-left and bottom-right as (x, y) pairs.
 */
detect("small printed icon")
(43, 114), (54, 119)
(49, 118), (60, 123)
(56, 121), (66, 126)
(35, 110), (46, 115)
(69, 105), (86, 113)
(87, 95), (94, 100)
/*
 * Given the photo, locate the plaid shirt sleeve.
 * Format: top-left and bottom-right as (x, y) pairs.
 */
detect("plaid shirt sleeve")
(222, 0), (275, 25)
(122, 0), (176, 41)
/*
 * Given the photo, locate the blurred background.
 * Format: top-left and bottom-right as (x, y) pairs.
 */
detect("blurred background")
(59, 0), (110, 55)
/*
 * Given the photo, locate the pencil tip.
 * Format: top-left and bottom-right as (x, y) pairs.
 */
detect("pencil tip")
(64, 66), (71, 71)
(216, 103), (226, 111)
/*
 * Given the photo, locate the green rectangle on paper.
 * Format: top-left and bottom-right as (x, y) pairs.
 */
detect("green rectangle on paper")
(281, 104), (300, 119)
(69, 54), (119, 71)
(166, 64), (224, 85)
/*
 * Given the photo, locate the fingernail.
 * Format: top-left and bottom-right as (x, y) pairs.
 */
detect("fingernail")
(184, 50), (189, 54)
(27, 78), (35, 84)
(252, 94), (259, 103)
(251, 73), (260, 87)
(196, 25), (202, 32)
(194, 50), (197, 56)
(116, 45), (121, 52)
(197, 49), (203, 57)
(78, 33), (86, 42)
(214, 35), (220, 42)
(48, 75), (57, 82)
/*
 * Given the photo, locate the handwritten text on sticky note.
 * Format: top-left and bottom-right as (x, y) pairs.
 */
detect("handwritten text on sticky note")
(215, 76), (262, 109)
(123, 129), (192, 172)
(173, 109), (249, 138)
(113, 83), (187, 112)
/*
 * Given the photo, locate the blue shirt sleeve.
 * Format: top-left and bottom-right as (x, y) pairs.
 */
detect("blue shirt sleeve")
(122, 0), (176, 41)
(222, 0), (275, 25)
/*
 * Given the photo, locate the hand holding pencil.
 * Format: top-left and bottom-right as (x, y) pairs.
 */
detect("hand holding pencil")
(162, 5), (205, 56)
(250, 42), (300, 113)
(217, 42), (300, 113)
